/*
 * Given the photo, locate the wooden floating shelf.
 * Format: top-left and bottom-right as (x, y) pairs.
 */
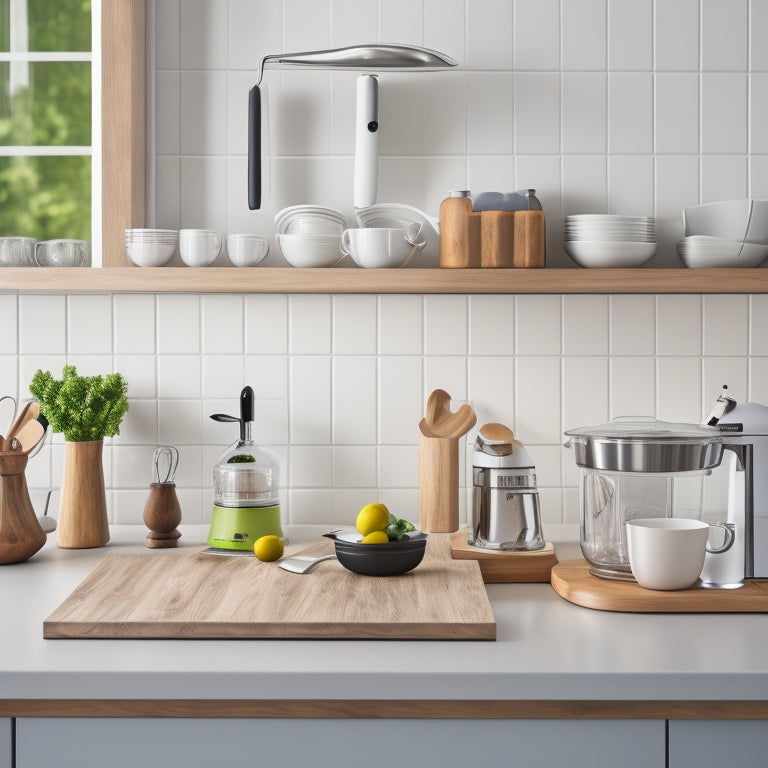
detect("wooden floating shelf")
(0, 267), (767, 294)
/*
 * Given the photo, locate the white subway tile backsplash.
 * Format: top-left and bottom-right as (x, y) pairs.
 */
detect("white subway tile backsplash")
(515, 357), (561, 443)
(425, 357), (467, 403)
(608, 73), (653, 155)
(155, 71), (180, 156)
(425, 0), (466, 68)
(202, 355), (242, 399)
(179, 0), (228, 70)
(283, 0), (331, 53)
(67, 296), (112, 355)
(114, 399), (158, 445)
(750, 357), (768, 403)
(19, 295), (65, 354)
(0, 295), (16, 354)
(562, 0), (607, 70)
(701, 156), (748, 203)
(424, 295), (467, 356)
(751, 296), (768, 356)
(655, 0), (700, 71)
(379, 445), (419, 489)
(333, 295), (377, 355)
(610, 357), (656, 418)
(201, 295), (244, 355)
(750, 75), (768, 155)
(514, 73), (560, 155)
(701, 74), (747, 155)
(516, 295), (561, 356)
(157, 295), (200, 354)
(467, 73), (513, 155)
(290, 356), (331, 443)
(751, 0), (768, 71)
(244, 355), (288, 400)
(563, 296), (609, 356)
(563, 357), (610, 431)
(290, 295), (332, 355)
(154, 0), (180, 71)
(332, 445), (377, 488)
(116, 356), (157, 399)
(608, 0), (653, 70)
(514, 0), (559, 71)
(229, 0), (281, 69)
(610, 295), (656, 356)
(562, 74), (607, 155)
(380, 0), (424, 49)
(607, 155), (654, 217)
(379, 295), (423, 355)
(179, 157), (229, 234)
(0, 357), (18, 400)
(180, 72), (228, 157)
(245, 295), (288, 354)
(657, 294), (702, 356)
(158, 400), (203, 445)
(333, 356), (376, 444)
(701, 0), (748, 71)
(379, 356), (422, 444)
(468, 355), (516, 428)
(657, 357), (702, 424)
(114, 295), (156, 355)
(562, 155), (608, 216)
(655, 74), (699, 155)
(291, 445), (332, 487)
(466, 0), (514, 70)
(468, 295), (515, 356)
(703, 295), (748, 357)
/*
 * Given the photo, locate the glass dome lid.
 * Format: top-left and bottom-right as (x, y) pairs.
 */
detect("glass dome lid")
(565, 416), (723, 443)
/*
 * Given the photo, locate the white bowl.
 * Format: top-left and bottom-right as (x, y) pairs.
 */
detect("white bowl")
(683, 199), (752, 242)
(676, 236), (768, 268)
(275, 205), (347, 237)
(226, 235), (268, 267)
(126, 240), (176, 267)
(277, 234), (344, 268)
(341, 226), (425, 268)
(564, 240), (657, 268)
(354, 203), (440, 265)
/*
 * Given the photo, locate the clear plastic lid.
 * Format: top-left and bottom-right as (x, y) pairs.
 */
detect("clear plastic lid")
(565, 416), (722, 443)
(213, 441), (280, 508)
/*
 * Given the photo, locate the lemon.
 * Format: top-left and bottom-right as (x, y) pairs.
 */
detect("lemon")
(253, 535), (284, 562)
(360, 530), (389, 544)
(355, 502), (390, 536)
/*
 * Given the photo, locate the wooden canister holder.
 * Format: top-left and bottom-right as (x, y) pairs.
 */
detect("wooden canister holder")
(0, 452), (46, 564)
(419, 432), (461, 533)
(440, 203), (546, 268)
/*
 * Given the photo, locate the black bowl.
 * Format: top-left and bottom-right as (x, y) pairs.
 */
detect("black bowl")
(330, 531), (427, 576)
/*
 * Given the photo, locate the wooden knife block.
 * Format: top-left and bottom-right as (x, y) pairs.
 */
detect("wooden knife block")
(440, 205), (546, 269)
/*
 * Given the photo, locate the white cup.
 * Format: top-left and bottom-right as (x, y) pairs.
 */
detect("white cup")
(626, 518), (735, 591)
(179, 229), (221, 267)
(341, 223), (426, 268)
(226, 234), (269, 267)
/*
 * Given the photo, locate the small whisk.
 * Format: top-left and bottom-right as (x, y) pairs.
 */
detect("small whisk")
(143, 445), (182, 548)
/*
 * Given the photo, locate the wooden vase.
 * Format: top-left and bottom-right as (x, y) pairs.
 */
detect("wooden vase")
(57, 439), (110, 549)
(0, 452), (46, 564)
(419, 433), (460, 533)
(142, 483), (182, 548)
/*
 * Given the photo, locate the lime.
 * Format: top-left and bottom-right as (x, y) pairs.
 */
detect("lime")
(253, 535), (284, 562)
(360, 530), (389, 544)
(355, 502), (390, 536)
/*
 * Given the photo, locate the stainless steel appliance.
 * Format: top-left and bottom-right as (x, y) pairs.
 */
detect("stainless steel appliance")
(468, 423), (544, 551)
(565, 389), (768, 587)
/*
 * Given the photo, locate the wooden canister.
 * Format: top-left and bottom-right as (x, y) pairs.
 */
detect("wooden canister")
(512, 210), (546, 268)
(480, 211), (515, 268)
(439, 191), (480, 268)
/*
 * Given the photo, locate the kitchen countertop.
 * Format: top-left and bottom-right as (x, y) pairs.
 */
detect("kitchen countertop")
(2, 525), (767, 720)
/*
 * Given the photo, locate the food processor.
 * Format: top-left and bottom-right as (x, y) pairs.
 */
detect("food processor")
(564, 388), (768, 586)
(205, 386), (283, 552)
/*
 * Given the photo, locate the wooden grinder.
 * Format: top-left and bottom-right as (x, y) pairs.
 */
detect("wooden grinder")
(143, 446), (182, 548)
(418, 389), (477, 533)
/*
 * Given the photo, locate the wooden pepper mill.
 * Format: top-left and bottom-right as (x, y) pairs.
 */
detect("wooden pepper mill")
(143, 446), (182, 548)
(418, 389), (477, 533)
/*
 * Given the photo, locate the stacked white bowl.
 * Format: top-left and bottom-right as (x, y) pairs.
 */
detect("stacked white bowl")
(677, 199), (768, 268)
(563, 215), (656, 267)
(125, 228), (178, 267)
(275, 206), (347, 267)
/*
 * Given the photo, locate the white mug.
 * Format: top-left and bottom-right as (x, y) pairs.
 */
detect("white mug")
(341, 223), (425, 268)
(626, 518), (735, 591)
(179, 229), (221, 267)
(226, 234), (269, 267)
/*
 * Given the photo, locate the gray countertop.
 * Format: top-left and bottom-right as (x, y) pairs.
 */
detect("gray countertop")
(3, 525), (767, 707)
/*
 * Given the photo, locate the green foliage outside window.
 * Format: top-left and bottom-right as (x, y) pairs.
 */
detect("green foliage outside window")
(0, 0), (92, 241)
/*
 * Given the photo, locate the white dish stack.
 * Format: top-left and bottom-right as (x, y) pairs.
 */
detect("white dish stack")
(274, 206), (347, 267)
(678, 199), (768, 268)
(563, 215), (656, 268)
(125, 229), (178, 267)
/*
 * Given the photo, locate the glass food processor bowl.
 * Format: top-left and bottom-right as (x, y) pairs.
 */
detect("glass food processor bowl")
(565, 417), (726, 579)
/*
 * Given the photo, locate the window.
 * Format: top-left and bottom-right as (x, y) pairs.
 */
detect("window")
(0, 0), (95, 251)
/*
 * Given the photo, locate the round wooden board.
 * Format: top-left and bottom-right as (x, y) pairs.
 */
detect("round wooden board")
(551, 559), (768, 612)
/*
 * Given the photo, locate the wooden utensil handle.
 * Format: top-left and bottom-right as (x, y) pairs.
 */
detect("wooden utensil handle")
(419, 433), (460, 533)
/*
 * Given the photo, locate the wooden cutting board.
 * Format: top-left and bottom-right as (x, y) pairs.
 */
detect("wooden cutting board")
(44, 534), (496, 640)
(551, 559), (768, 612)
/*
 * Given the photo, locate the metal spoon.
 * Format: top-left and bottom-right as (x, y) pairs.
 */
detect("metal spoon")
(278, 553), (337, 574)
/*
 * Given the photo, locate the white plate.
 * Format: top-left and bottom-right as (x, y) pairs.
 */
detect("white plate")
(564, 240), (657, 268)
(275, 205), (348, 237)
(676, 237), (768, 268)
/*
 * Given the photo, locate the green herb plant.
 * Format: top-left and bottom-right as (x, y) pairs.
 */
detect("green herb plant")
(29, 365), (129, 442)
(385, 513), (416, 542)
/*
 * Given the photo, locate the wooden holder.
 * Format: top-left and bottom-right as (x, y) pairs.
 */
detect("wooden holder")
(439, 199), (546, 269)
(0, 453), (46, 564)
(143, 483), (182, 548)
(57, 439), (110, 549)
(419, 433), (460, 533)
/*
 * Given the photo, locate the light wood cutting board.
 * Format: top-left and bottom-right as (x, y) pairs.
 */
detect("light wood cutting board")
(44, 534), (496, 640)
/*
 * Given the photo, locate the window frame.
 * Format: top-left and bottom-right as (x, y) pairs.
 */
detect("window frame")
(102, 0), (145, 267)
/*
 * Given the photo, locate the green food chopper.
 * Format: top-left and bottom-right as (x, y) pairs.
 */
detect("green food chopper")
(205, 386), (284, 553)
